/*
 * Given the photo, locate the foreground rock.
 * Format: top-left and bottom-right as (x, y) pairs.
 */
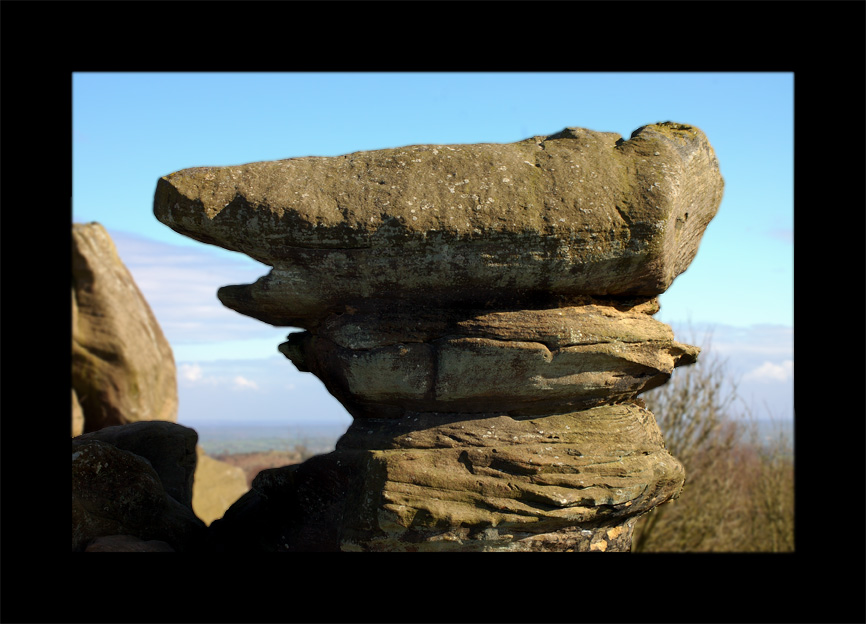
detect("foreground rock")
(72, 422), (207, 552)
(72, 222), (178, 433)
(155, 122), (723, 551)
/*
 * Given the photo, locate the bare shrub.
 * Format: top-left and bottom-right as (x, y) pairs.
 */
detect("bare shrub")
(631, 329), (794, 552)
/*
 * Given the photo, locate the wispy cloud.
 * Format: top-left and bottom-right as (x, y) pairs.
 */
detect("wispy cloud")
(666, 322), (794, 420)
(743, 359), (793, 383)
(672, 323), (793, 360)
(108, 229), (289, 348)
(232, 375), (259, 390)
(179, 363), (204, 382)
(178, 362), (261, 391)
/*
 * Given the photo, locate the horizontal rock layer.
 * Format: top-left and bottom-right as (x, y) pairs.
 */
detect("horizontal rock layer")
(279, 300), (698, 418)
(154, 123), (723, 327)
(209, 404), (683, 552)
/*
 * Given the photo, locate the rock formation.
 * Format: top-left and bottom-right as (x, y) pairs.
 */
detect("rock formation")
(72, 422), (208, 552)
(155, 122), (723, 551)
(71, 223), (250, 542)
(72, 222), (178, 433)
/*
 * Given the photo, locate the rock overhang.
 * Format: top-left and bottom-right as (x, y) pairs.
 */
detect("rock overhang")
(154, 122), (723, 327)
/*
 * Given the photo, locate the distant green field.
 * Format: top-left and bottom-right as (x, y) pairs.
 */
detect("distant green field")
(188, 421), (348, 456)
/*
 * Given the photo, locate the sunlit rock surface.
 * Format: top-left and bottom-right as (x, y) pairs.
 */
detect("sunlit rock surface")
(155, 122), (723, 551)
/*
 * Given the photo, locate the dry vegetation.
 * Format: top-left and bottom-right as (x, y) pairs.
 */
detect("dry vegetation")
(212, 445), (315, 488)
(631, 332), (794, 552)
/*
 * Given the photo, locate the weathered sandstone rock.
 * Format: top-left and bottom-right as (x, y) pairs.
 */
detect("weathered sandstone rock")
(210, 405), (683, 552)
(72, 438), (206, 552)
(280, 300), (698, 419)
(73, 421), (198, 508)
(154, 123), (722, 551)
(337, 406), (683, 551)
(154, 122), (723, 328)
(72, 222), (178, 433)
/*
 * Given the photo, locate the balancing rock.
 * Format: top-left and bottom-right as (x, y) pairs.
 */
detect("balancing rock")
(154, 122), (723, 551)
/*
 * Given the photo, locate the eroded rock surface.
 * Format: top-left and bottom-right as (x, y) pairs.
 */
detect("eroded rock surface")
(280, 300), (698, 419)
(72, 222), (178, 433)
(154, 122), (723, 551)
(72, 436), (206, 552)
(155, 122), (723, 328)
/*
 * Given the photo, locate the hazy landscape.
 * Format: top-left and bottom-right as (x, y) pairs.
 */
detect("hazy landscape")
(189, 420), (349, 456)
(189, 417), (791, 457)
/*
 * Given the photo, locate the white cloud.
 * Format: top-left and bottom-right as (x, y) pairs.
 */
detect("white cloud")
(233, 375), (259, 390)
(179, 363), (203, 382)
(743, 359), (793, 383)
(108, 229), (288, 348)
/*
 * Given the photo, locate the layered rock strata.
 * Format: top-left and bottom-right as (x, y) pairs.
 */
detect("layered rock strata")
(155, 122), (723, 551)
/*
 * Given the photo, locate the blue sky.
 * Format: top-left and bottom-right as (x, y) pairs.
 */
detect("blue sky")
(72, 72), (794, 425)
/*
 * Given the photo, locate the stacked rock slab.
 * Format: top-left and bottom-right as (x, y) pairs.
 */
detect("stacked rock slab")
(155, 122), (723, 551)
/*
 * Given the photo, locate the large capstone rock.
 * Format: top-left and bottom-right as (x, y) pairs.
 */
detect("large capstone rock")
(72, 222), (178, 433)
(154, 122), (723, 328)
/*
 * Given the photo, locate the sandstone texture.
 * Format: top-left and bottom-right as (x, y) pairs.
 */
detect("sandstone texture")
(71, 421), (254, 550)
(155, 122), (723, 328)
(154, 122), (723, 551)
(72, 432), (207, 552)
(73, 421), (198, 507)
(72, 222), (178, 433)
(280, 299), (698, 420)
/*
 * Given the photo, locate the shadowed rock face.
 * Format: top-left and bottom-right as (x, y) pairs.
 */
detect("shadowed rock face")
(71, 426), (208, 552)
(155, 123), (723, 552)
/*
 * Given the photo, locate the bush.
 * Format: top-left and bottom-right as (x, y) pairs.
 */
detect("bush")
(631, 330), (794, 552)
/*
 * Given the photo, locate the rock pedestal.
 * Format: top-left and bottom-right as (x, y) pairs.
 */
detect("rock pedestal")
(155, 122), (723, 551)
